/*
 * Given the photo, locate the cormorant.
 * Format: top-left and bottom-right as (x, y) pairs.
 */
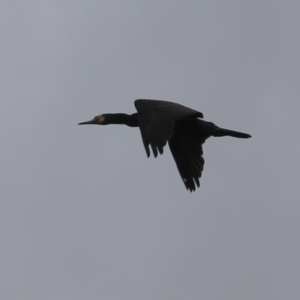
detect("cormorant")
(79, 99), (251, 192)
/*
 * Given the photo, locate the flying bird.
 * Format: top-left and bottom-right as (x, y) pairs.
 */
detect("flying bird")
(79, 99), (251, 192)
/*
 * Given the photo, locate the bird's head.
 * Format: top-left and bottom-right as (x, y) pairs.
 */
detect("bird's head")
(78, 115), (106, 125)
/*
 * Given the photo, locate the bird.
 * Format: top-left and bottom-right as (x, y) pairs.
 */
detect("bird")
(79, 99), (251, 192)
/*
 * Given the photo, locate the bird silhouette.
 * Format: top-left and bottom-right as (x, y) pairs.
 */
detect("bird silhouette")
(79, 99), (251, 192)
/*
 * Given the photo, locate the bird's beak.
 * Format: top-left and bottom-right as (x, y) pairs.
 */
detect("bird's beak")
(78, 118), (97, 125)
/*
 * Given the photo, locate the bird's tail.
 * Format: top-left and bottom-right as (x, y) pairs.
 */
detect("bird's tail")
(213, 127), (251, 139)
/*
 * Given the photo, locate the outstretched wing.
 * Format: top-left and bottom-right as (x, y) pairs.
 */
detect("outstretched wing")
(169, 130), (208, 192)
(134, 99), (203, 157)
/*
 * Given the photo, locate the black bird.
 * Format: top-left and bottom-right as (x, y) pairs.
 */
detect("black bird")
(79, 99), (251, 192)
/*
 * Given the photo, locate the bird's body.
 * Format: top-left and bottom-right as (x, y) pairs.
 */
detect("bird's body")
(79, 99), (251, 191)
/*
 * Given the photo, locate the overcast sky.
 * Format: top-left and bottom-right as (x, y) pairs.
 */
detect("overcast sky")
(1, 1), (299, 299)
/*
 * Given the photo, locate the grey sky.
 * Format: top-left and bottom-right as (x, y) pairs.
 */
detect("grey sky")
(1, 1), (299, 299)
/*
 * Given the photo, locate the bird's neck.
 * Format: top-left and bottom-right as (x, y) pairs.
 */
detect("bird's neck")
(103, 113), (138, 127)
